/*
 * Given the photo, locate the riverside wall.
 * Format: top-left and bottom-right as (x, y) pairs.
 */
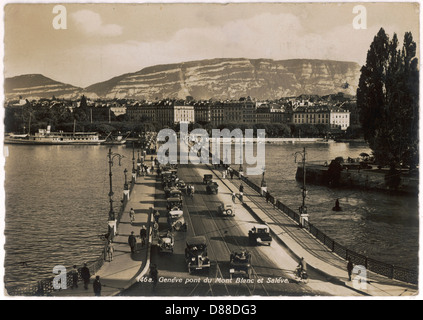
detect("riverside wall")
(296, 165), (419, 195)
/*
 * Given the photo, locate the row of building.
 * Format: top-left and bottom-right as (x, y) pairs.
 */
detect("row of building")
(126, 97), (352, 131)
(7, 95), (354, 131)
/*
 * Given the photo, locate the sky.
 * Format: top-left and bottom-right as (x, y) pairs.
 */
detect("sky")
(3, 1), (420, 88)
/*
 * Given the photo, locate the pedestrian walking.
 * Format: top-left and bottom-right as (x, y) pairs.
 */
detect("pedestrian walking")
(80, 263), (91, 290)
(150, 264), (158, 292)
(107, 240), (114, 262)
(239, 192), (244, 203)
(239, 183), (244, 194)
(129, 208), (135, 224)
(128, 231), (137, 254)
(265, 191), (271, 203)
(71, 265), (79, 289)
(154, 210), (161, 224)
(232, 192), (236, 203)
(347, 258), (354, 281)
(140, 225), (147, 247)
(230, 170), (234, 180)
(93, 276), (102, 297)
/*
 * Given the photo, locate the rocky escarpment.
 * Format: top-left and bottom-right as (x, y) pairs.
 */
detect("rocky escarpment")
(84, 58), (361, 100)
(5, 58), (361, 101)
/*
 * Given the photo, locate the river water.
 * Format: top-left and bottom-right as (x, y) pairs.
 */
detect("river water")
(3, 142), (419, 287)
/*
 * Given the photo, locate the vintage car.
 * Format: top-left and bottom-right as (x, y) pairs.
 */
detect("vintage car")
(229, 250), (252, 279)
(177, 180), (187, 193)
(161, 171), (173, 181)
(185, 236), (211, 274)
(203, 174), (213, 184)
(248, 224), (272, 246)
(158, 231), (175, 254)
(206, 181), (219, 194)
(169, 189), (183, 200)
(167, 197), (183, 211)
(167, 207), (187, 231)
(217, 202), (235, 217)
(165, 186), (181, 199)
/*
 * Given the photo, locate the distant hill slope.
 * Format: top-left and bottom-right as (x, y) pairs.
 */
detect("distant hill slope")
(4, 74), (82, 100)
(5, 58), (361, 101)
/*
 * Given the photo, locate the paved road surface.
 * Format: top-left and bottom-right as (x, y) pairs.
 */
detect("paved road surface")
(122, 162), (361, 297)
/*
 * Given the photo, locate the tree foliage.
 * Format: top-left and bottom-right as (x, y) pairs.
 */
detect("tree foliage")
(357, 28), (419, 169)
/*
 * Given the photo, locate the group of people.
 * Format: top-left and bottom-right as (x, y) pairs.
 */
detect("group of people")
(229, 183), (245, 204)
(137, 162), (155, 177)
(70, 264), (102, 296)
(128, 225), (148, 254)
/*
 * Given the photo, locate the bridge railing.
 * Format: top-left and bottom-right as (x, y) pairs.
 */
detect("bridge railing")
(229, 166), (418, 285)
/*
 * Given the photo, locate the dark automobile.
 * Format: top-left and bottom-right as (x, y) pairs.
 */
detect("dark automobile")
(203, 174), (213, 184)
(229, 250), (252, 279)
(167, 197), (183, 210)
(185, 236), (211, 274)
(206, 181), (219, 194)
(248, 224), (272, 246)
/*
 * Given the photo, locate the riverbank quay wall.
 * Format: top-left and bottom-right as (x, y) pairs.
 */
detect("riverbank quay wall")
(296, 164), (419, 195)
(209, 155), (418, 285)
(5, 176), (137, 296)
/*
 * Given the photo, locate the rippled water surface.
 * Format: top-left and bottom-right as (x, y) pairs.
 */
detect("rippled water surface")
(4, 145), (137, 287)
(242, 142), (419, 270)
(3, 142), (419, 287)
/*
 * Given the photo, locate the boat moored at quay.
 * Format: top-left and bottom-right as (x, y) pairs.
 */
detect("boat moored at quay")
(4, 126), (106, 145)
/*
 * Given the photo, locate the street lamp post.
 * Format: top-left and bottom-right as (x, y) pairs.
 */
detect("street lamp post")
(124, 168), (128, 190)
(260, 166), (267, 196)
(107, 148), (125, 236)
(238, 154), (244, 179)
(132, 142), (135, 172)
(295, 147), (308, 228)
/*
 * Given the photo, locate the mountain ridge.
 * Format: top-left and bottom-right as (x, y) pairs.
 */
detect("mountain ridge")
(5, 58), (361, 101)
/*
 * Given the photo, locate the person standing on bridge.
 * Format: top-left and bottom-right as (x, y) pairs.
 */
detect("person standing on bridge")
(150, 264), (158, 292)
(140, 225), (147, 247)
(93, 275), (102, 297)
(266, 191), (271, 204)
(81, 263), (91, 290)
(107, 240), (114, 262)
(154, 209), (161, 224)
(239, 183), (244, 194)
(129, 208), (135, 224)
(128, 231), (137, 254)
(347, 258), (354, 281)
(71, 265), (79, 289)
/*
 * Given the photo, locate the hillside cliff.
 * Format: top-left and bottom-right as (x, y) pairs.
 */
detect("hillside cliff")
(5, 58), (361, 100)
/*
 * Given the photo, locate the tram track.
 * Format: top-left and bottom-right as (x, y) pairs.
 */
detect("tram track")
(180, 164), (275, 296)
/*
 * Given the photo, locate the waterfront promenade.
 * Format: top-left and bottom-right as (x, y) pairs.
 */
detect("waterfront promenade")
(52, 172), (157, 297)
(208, 165), (419, 297)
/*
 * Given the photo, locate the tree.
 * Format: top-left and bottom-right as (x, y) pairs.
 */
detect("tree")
(357, 28), (419, 169)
